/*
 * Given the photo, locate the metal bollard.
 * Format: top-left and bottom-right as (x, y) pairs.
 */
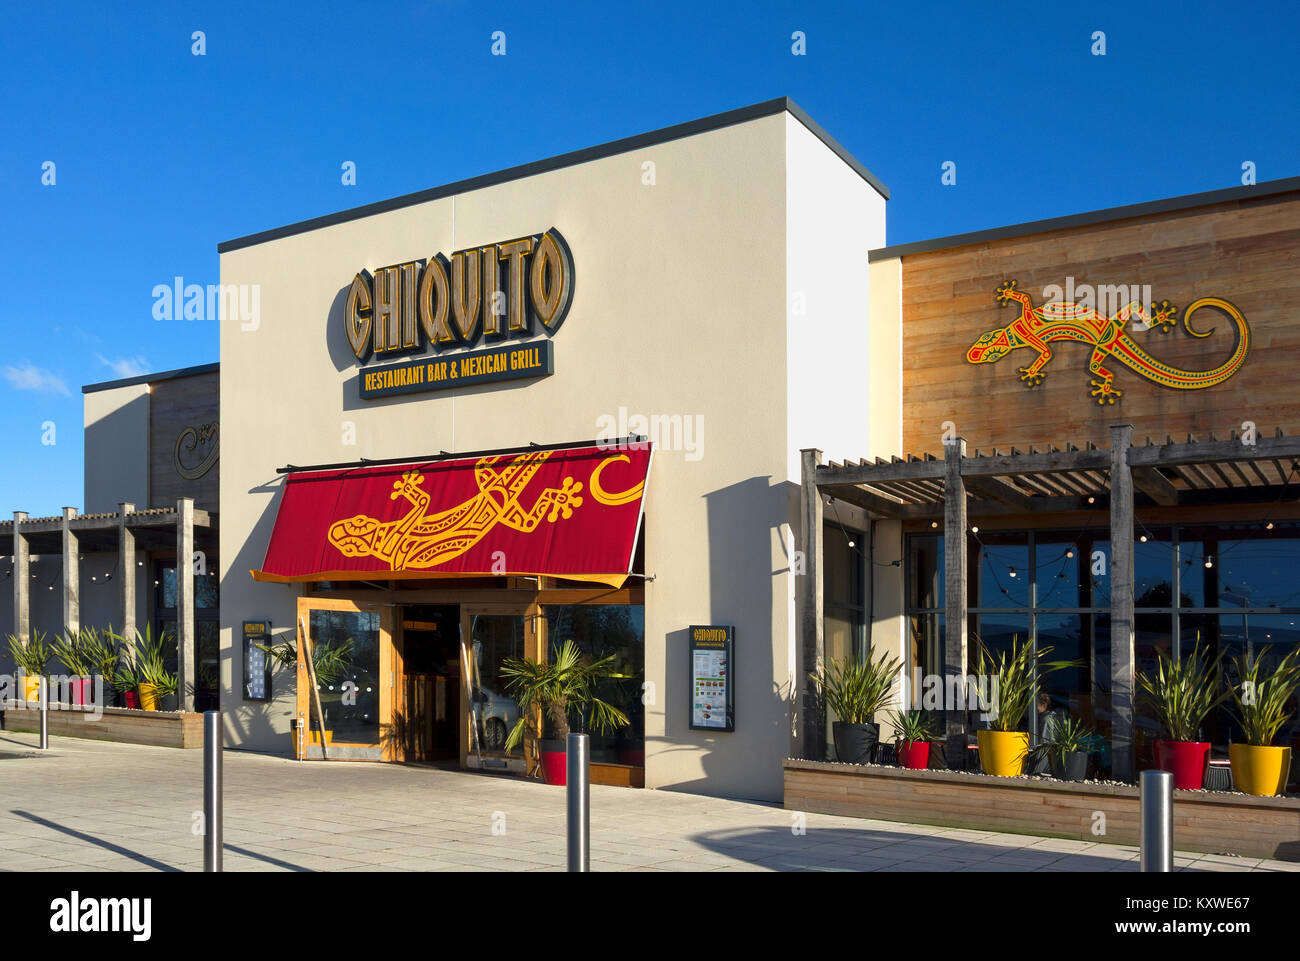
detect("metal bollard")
(38, 677), (48, 750)
(1140, 769), (1174, 872)
(203, 711), (223, 872)
(566, 733), (590, 872)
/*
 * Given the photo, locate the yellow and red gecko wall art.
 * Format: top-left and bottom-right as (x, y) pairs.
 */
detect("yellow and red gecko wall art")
(965, 280), (1250, 404)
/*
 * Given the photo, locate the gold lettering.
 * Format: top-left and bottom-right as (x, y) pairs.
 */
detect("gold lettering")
(345, 272), (373, 359)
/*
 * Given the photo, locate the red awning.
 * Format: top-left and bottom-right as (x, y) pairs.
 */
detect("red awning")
(252, 443), (651, 588)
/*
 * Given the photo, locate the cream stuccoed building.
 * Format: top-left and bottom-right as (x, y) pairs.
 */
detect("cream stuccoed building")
(213, 98), (895, 801)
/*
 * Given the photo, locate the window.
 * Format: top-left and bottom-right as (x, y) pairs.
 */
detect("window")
(541, 605), (645, 764)
(154, 559), (220, 711)
(903, 522), (1300, 772)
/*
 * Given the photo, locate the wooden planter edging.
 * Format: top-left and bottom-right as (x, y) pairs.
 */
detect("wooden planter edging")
(2, 700), (205, 749)
(784, 758), (1300, 861)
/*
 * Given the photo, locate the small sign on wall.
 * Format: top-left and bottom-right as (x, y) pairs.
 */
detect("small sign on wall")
(689, 625), (734, 732)
(243, 621), (271, 701)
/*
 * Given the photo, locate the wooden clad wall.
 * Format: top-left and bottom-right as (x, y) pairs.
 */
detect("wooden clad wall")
(900, 192), (1300, 456)
(149, 371), (219, 509)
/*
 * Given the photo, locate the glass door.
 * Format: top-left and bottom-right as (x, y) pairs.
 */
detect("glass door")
(462, 605), (537, 774)
(295, 597), (394, 761)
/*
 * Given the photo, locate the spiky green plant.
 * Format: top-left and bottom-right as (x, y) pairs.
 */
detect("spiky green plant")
(501, 640), (631, 754)
(971, 635), (1073, 732)
(133, 624), (177, 690)
(51, 629), (98, 677)
(1029, 714), (1103, 764)
(887, 708), (942, 743)
(1226, 645), (1300, 747)
(256, 636), (354, 686)
(809, 653), (902, 725)
(1137, 640), (1227, 742)
(7, 631), (51, 676)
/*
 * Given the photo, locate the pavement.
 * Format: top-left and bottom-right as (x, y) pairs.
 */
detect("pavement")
(0, 731), (1296, 872)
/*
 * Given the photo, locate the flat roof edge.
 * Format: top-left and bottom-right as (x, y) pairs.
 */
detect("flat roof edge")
(217, 98), (888, 254)
(83, 361), (219, 394)
(868, 175), (1300, 262)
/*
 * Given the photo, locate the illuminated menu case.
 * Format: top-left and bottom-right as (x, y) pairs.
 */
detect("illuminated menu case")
(689, 625), (734, 732)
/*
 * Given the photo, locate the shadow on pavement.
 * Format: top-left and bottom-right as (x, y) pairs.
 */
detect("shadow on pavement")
(12, 810), (180, 871)
(688, 825), (1144, 872)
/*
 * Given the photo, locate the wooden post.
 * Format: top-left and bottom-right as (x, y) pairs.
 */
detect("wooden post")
(60, 507), (79, 636)
(12, 512), (28, 644)
(176, 498), (195, 713)
(118, 503), (136, 660)
(299, 616), (329, 761)
(799, 448), (825, 761)
(943, 437), (968, 768)
(1110, 424), (1137, 782)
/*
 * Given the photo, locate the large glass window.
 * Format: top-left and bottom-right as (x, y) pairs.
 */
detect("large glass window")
(542, 605), (645, 765)
(308, 609), (380, 744)
(154, 559), (220, 711)
(904, 522), (1300, 775)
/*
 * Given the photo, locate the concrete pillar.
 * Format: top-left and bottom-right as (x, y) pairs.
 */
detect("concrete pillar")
(943, 437), (969, 768)
(177, 498), (195, 712)
(1109, 424), (1136, 782)
(60, 507), (79, 636)
(12, 512), (28, 644)
(799, 448), (825, 760)
(118, 503), (136, 658)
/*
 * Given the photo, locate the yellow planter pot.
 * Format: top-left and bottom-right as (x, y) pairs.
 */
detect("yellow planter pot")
(20, 675), (41, 703)
(138, 683), (160, 712)
(1230, 744), (1291, 797)
(978, 730), (1029, 777)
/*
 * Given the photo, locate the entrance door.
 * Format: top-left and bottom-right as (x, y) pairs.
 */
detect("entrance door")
(397, 605), (461, 762)
(294, 596), (394, 761)
(462, 605), (538, 774)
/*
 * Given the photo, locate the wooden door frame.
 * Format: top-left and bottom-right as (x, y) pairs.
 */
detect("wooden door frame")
(294, 595), (395, 761)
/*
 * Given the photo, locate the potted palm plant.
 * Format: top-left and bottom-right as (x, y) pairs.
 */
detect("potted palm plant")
(809, 652), (902, 764)
(1137, 640), (1226, 789)
(887, 708), (941, 769)
(1029, 715), (1100, 782)
(134, 625), (175, 712)
(51, 629), (98, 708)
(501, 640), (631, 786)
(86, 628), (126, 707)
(258, 635), (354, 750)
(1226, 645), (1300, 796)
(972, 635), (1071, 777)
(7, 631), (51, 704)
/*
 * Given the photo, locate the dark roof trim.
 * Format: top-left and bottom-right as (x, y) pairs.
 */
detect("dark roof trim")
(82, 361), (219, 395)
(218, 98), (888, 254)
(868, 175), (1300, 262)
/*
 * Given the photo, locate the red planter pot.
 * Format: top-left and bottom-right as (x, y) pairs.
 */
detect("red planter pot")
(1153, 739), (1210, 790)
(540, 741), (567, 786)
(68, 677), (93, 708)
(897, 740), (931, 770)
(123, 690), (140, 710)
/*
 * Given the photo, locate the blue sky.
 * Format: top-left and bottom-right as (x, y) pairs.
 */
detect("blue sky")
(1, 0), (1296, 515)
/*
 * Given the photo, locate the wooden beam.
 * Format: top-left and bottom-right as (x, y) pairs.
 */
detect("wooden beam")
(177, 498), (196, 713)
(800, 449), (826, 761)
(943, 438), (968, 768)
(1131, 466), (1179, 506)
(963, 474), (1035, 512)
(1110, 424), (1136, 783)
(61, 507), (79, 636)
(12, 512), (28, 645)
(1127, 434), (1300, 468)
(820, 484), (915, 519)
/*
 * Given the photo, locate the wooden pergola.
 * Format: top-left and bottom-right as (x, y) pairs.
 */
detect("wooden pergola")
(3, 500), (217, 712)
(799, 425), (1300, 780)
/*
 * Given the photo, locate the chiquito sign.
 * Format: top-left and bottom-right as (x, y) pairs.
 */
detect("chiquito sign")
(344, 228), (574, 400)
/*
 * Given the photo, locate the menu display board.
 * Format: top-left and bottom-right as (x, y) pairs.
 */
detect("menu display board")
(243, 620), (272, 702)
(689, 625), (734, 732)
